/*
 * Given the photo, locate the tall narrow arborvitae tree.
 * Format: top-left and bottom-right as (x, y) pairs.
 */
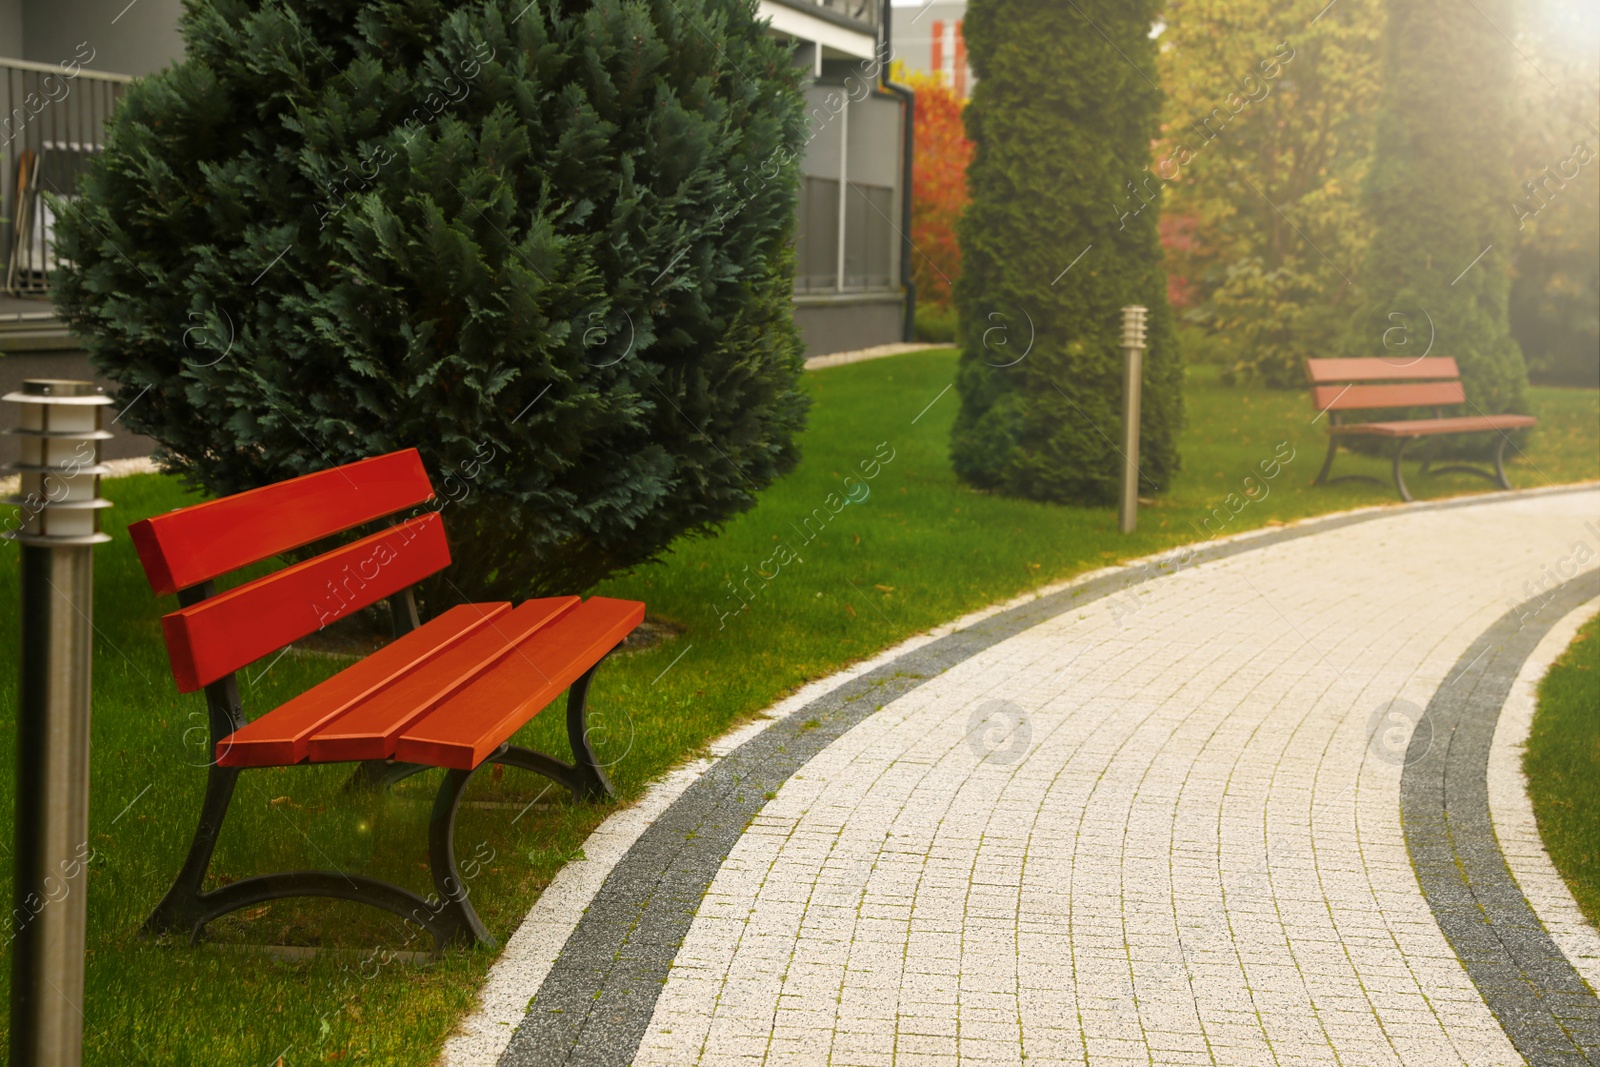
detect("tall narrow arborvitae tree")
(1354, 0), (1529, 423)
(951, 0), (1180, 505)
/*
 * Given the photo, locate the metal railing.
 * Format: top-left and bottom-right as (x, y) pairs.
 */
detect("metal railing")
(778, 0), (881, 30)
(2, 55), (132, 297)
(817, 0), (880, 27)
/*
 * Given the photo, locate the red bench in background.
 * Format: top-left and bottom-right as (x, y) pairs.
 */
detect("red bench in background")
(129, 448), (642, 951)
(1307, 357), (1536, 502)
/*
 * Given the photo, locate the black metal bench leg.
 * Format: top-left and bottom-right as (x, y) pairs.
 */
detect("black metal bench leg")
(471, 660), (620, 803)
(416, 659), (621, 948)
(144, 657), (247, 939)
(565, 663), (615, 801)
(1314, 436), (1339, 485)
(143, 759), (241, 939)
(1493, 434), (1512, 490)
(1412, 434), (1516, 491)
(143, 655), (486, 954)
(427, 768), (494, 950)
(1392, 438), (1414, 503)
(146, 640), (622, 954)
(1314, 437), (1385, 488)
(466, 659), (618, 803)
(421, 680), (621, 952)
(144, 756), (475, 954)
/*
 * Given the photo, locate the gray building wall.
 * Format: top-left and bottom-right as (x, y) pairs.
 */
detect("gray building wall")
(798, 82), (904, 188)
(0, 0), (23, 58)
(847, 92), (902, 189)
(794, 293), (904, 357)
(801, 84), (845, 179)
(15, 0), (184, 75)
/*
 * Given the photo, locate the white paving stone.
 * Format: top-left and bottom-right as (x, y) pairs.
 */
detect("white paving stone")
(635, 488), (1600, 1067)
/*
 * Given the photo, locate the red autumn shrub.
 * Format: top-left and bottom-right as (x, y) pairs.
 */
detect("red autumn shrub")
(905, 71), (971, 310)
(1160, 213), (1200, 311)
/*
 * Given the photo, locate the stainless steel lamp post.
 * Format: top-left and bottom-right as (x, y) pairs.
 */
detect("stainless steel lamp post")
(4, 379), (113, 1067)
(1119, 306), (1148, 534)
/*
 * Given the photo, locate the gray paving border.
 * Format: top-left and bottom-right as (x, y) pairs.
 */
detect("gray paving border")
(496, 483), (1600, 1067)
(1402, 569), (1600, 1067)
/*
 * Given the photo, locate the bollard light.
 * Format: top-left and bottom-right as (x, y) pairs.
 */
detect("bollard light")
(7, 379), (114, 542)
(1120, 306), (1148, 350)
(4, 378), (113, 1067)
(1119, 307), (1147, 535)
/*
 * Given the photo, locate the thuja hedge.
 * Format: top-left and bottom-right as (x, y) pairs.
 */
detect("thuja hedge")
(1353, 0), (1529, 444)
(951, 0), (1181, 505)
(54, 0), (810, 604)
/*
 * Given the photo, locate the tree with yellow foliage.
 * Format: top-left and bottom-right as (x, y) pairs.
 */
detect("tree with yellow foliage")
(1157, 0), (1382, 386)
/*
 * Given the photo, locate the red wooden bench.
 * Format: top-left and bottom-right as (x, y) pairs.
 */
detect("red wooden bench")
(1307, 357), (1535, 502)
(128, 448), (643, 951)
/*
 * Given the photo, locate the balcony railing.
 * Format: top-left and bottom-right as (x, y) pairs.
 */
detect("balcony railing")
(2, 55), (133, 298)
(774, 0), (881, 31)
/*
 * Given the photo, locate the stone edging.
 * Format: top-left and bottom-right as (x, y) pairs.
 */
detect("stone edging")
(1484, 601), (1600, 991)
(1401, 570), (1600, 1064)
(1487, 599), (1600, 994)
(803, 342), (954, 370)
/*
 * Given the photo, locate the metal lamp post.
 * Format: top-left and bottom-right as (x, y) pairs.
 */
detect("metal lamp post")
(4, 379), (113, 1067)
(1119, 306), (1148, 534)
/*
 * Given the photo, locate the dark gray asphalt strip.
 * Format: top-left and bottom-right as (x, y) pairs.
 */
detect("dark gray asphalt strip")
(496, 486), (1597, 1067)
(1402, 569), (1600, 1067)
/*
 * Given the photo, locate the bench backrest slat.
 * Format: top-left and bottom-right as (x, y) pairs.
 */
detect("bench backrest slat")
(129, 449), (435, 597)
(161, 513), (451, 693)
(1312, 380), (1466, 413)
(1304, 357), (1460, 384)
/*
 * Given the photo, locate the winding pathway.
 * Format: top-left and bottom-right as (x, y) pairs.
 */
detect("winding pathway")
(450, 486), (1600, 1067)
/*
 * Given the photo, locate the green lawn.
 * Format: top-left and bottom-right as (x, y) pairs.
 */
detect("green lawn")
(1525, 612), (1600, 928)
(1, 350), (1596, 1064)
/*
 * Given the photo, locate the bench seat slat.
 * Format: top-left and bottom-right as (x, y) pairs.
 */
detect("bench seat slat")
(1304, 357), (1460, 384)
(303, 597), (582, 763)
(396, 596), (645, 770)
(162, 514), (451, 693)
(217, 602), (513, 767)
(130, 449), (433, 597)
(1328, 414), (1537, 438)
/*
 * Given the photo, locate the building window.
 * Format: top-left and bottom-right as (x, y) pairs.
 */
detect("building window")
(795, 176), (840, 293)
(795, 178), (895, 293)
(845, 182), (894, 290)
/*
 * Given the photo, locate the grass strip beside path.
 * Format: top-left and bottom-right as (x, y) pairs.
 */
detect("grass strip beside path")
(0, 350), (1595, 1064)
(1526, 612), (1600, 929)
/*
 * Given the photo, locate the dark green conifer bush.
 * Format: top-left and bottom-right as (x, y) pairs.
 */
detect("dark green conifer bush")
(1353, 0), (1529, 437)
(54, 0), (809, 602)
(951, 0), (1181, 505)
